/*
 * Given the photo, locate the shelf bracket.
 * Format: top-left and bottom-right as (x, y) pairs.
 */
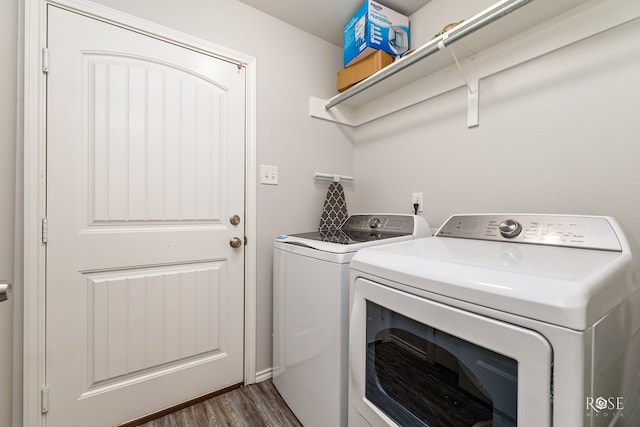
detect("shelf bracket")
(439, 38), (479, 128)
(467, 85), (479, 128)
(309, 96), (357, 126)
(467, 56), (479, 128)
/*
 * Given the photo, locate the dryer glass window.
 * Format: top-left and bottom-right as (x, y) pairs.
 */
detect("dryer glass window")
(365, 301), (518, 427)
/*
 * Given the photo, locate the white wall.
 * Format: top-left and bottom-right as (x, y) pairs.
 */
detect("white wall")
(410, 0), (495, 45)
(88, 0), (355, 376)
(353, 2), (640, 247)
(0, 0), (18, 425)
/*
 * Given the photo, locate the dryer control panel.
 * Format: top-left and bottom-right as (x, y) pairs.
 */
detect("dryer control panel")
(436, 214), (623, 252)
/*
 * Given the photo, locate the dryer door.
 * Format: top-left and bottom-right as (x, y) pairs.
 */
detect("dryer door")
(349, 278), (552, 427)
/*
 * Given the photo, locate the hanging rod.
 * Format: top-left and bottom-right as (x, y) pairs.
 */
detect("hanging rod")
(314, 172), (354, 182)
(325, 0), (533, 110)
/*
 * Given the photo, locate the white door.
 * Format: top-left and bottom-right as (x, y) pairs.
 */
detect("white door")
(45, 6), (246, 425)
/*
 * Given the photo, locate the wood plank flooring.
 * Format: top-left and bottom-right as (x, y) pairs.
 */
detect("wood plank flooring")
(135, 380), (302, 427)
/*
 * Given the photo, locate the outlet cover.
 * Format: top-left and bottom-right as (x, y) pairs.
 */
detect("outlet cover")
(412, 192), (423, 212)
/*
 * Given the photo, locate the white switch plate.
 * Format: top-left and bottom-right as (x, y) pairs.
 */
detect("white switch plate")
(260, 165), (279, 185)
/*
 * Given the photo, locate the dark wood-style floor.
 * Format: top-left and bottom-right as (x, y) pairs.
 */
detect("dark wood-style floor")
(136, 380), (302, 427)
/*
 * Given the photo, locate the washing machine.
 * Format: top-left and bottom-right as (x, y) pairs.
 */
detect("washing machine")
(272, 214), (430, 427)
(349, 214), (640, 427)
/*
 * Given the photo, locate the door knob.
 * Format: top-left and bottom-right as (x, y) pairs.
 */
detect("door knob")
(0, 281), (10, 303)
(230, 214), (241, 226)
(229, 237), (243, 248)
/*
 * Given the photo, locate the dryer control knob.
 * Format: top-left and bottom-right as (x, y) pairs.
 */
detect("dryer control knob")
(369, 217), (381, 229)
(499, 219), (522, 238)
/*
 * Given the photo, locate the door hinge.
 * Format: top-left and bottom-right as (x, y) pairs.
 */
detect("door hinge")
(42, 217), (48, 244)
(42, 48), (50, 74)
(41, 386), (49, 413)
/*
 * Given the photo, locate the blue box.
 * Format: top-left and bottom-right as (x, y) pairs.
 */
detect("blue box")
(343, 0), (410, 67)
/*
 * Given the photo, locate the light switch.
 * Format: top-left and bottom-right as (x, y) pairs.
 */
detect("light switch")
(260, 165), (279, 185)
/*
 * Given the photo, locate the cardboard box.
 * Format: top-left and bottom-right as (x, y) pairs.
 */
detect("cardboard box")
(343, 0), (409, 67)
(337, 50), (394, 92)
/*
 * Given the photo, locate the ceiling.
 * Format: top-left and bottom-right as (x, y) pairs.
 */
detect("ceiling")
(236, 0), (430, 47)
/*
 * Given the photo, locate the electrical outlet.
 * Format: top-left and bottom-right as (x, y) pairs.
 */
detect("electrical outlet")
(412, 192), (423, 213)
(260, 165), (279, 185)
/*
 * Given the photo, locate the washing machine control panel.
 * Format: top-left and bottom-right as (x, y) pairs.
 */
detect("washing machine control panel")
(343, 214), (417, 235)
(437, 214), (623, 251)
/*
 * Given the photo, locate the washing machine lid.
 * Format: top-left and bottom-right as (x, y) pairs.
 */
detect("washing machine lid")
(276, 214), (430, 254)
(350, 214), (639, 330)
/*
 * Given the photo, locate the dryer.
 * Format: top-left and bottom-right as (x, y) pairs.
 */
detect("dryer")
(273, 214), (430, 427)
(349, 214), (640, 427)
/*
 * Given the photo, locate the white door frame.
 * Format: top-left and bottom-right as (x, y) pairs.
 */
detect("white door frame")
(22, 0), (257, 425)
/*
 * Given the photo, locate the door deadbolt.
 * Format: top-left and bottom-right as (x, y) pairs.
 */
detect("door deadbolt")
(0, 281), (10, 303)
(230, 215), (241, 226)
(229, 237), (243, 248)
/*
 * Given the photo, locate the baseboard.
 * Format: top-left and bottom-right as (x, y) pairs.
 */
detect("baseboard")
(254, 367), (273, 383)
